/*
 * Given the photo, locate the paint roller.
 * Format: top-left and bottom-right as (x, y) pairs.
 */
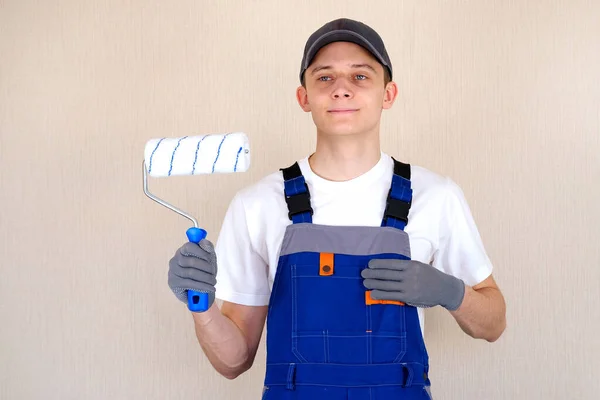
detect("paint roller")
(142, 132), (250, 312)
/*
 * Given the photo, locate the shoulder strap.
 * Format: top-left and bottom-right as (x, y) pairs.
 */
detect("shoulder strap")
(393, 157), (411, 180)
(382, 157), (413, 230)
(280, 162), (313, 223)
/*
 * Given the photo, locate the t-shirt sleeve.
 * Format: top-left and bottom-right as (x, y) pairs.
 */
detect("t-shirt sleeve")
(431, 177), (494, 287)
(214, 193), (271, 306)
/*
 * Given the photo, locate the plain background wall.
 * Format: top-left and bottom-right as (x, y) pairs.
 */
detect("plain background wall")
(1, 1), (599, 399)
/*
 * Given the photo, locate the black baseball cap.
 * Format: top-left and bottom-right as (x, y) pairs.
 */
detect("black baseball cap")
(299, 18), (393, 84)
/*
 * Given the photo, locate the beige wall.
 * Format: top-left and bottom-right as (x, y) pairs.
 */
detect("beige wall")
(1, 1), (599, 399)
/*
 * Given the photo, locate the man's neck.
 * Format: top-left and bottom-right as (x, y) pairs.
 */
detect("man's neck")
(308, 131), (381, 182)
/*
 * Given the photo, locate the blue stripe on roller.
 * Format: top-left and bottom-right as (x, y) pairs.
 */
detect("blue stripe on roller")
(168, 136), (188, 176)
(211, 133), (230, 173)
(148, 138), (165, 174)
(192, 135), (210, 174)
(234, 146), (243, 172)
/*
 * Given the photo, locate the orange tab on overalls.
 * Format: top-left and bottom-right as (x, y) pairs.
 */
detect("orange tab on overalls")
(319, 253), (334, 276)
(365, 291), (405, 306)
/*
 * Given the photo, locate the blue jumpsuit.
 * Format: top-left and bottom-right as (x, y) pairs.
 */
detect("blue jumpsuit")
(261, 159), (432, 399)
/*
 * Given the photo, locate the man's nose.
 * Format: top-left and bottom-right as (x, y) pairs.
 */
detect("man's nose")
(331, 79), (353, 99)
(333, 92), (351, 98)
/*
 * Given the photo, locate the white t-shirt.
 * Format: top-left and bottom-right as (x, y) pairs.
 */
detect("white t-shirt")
(214, 152), (493, 333)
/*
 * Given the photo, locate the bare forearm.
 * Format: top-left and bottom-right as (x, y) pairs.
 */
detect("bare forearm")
(191, 304), (250, 379)
(450, 285), (506, 342)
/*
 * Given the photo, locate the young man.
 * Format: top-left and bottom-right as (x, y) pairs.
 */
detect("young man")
(168, 18), (506, 399)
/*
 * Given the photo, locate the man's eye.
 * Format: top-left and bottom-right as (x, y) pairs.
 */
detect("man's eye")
(356, 74), (367, 80)
(318, 76), (331, 81)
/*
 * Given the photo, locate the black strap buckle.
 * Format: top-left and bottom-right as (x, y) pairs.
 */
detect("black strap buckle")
(383, 187), (411, 224)
(284, 184), (313, 220)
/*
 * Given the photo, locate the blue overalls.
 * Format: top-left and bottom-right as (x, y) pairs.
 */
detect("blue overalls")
(262, 159), (432, 400)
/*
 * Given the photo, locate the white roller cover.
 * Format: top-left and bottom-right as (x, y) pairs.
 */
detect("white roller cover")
(144, 132), (250, 177)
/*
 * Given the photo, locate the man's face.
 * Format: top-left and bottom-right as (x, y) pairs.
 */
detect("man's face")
(297, 41), (397, 138)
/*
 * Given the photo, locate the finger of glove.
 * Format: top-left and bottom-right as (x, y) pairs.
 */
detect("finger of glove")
(175, 253), (217, 275)
(168, 271), (216, 292)
(367, 259), (408, 270)
(173, 267), (217, 286)
(170, 257), (216, 280)
(370, 290), (406, 302)
(179, 241), (215, 261)
(363, 278), (404, 292)
(361, 268), (404, 281)
(175, 255), (216, 275)
(198, 239), (216, 255)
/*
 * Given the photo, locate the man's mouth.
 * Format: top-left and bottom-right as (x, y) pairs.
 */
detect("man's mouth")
(328, 108), (359, 113)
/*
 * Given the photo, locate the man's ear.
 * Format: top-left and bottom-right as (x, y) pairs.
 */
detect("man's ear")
(296, 85), (311, 112)
(382, 81), (398, 110)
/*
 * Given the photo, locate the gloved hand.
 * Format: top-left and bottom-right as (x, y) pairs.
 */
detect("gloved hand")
(361, 259), (466, 311)
(168, 239), (218, 311)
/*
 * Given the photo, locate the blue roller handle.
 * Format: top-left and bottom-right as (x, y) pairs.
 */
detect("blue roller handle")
(186, 227), (209, 312)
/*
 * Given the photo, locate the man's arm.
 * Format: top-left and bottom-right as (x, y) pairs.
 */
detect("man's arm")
(449, 274), (506, 342)
(191, 301), (268, 380)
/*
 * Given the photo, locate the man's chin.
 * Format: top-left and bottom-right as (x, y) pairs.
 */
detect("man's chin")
(319, 126), (362, 137)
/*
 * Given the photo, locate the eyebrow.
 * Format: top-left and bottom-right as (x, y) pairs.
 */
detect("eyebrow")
(310, 63), (378, 75)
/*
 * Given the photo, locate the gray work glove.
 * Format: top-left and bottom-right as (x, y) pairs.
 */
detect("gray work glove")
(361, 259), (466, 311)
(168, 240), (217, 311)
